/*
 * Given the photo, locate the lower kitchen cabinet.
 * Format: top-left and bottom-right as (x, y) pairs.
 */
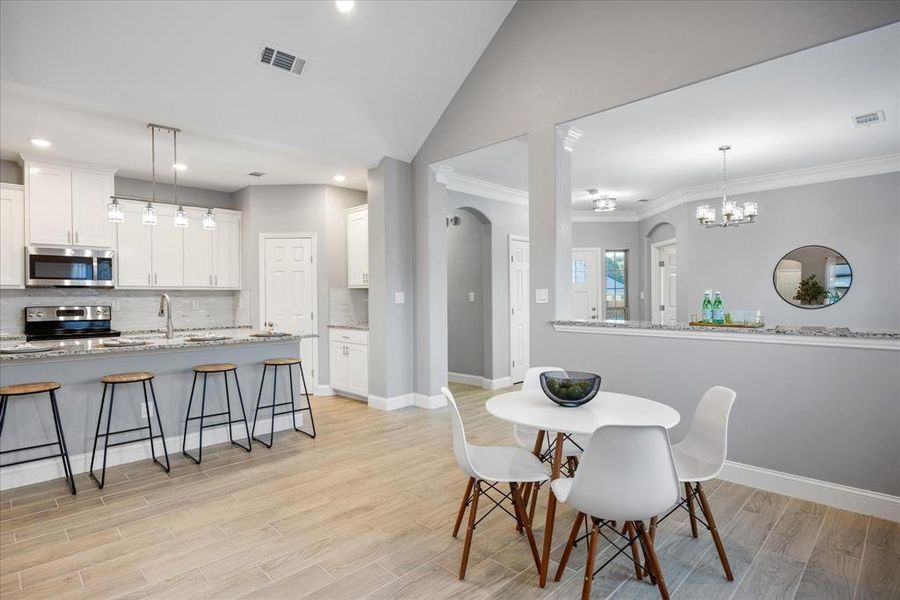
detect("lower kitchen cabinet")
(329, 328), (368, 398)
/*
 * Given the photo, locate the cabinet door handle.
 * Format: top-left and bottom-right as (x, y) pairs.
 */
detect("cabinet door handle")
(67, 230), (71, 243)
(154, 273), (158, 285)
(147, 273), (151, 285)
(214, 275), (218, 286)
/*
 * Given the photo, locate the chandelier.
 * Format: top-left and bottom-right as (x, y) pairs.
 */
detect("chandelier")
(696, 145), (758, 227)
(588, 189), (616, 212)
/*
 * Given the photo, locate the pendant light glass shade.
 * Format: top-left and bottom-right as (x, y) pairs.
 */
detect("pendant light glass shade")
(173, 206), (189, 228)
(107, 198), (124, 223)
(202, 208), (217, 230)
(142, 202), (158, 225)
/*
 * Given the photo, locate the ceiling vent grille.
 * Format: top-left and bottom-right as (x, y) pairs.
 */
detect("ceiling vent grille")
(853, 111), (885, 127)
(259, 45), (306, 76)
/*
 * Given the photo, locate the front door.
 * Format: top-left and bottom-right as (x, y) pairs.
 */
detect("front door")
(571, 249), (599, 321)
(509, 237), (530, 384)
(654, 242), (678, 325)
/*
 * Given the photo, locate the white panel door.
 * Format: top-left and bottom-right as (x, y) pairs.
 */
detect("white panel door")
(0, 186), (25, 287)
(72, 169), (115, 247)
(27, 163), (72, 245)
(347, 207), (368, 288)
(571, 249), (599, 321)
(509, 237), (530, 384)
(263, 237), (314, 334)
(654, 243), (678, 325)
(183, 208), (213, 287)
(213, 212), (241, 288)
(116, 201), (153, 287)
(151, 205), (184, 288)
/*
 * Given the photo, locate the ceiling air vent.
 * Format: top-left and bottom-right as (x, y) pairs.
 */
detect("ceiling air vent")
(259, 45), (306, 76)
(852, 110), (885, 127)
(248, 171), (266, 178)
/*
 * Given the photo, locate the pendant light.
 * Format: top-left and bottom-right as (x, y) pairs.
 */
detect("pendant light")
(171, 129), (189, 228)
(107, 197), (124, 222)
(202, 208), (217, 230)
(141, 202), (158, 225)
(142, 124), (159, 226)
(696, 145), (759, 228)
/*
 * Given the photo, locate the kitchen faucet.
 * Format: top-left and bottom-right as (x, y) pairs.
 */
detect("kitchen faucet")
(158, 294), (174, 339)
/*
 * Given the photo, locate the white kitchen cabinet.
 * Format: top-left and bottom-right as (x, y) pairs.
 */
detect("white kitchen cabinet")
(329, 327), (368, 398)
(151, 204), (184, 287)
(213, 210), (241, 288)
(183, 208), (214, 287)
(72, 169), (115, 247)
(346, 205), (368, 288)
(25, 162), (73, 245)
(22, 158), (116, 247)
(116, 201), (153, 287)
(0, 184), (25, 288)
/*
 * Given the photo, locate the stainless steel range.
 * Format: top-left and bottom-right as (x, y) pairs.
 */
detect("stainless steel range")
(24, 306), (121, 342)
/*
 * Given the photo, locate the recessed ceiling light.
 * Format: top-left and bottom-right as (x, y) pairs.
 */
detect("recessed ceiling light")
(173, 163), (188, 171)
(333, 174), (347, 182)
(335, 1), (355, 14)
(30, 138), (52, 148)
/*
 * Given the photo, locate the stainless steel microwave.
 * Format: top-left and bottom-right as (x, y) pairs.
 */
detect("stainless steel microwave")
(25, 246), (115, 288)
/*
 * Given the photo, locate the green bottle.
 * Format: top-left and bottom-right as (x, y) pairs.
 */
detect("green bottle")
(702, 290), (713, 323)
(713, 291), (725, 324)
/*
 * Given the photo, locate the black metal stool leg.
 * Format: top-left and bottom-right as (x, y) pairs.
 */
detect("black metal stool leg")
(48, 389), (76, 495)
(89, 383), (107, 478)
(226, 370), (252, 452)
(287, 365), (300, 432)
(142, 380), (157, 465)
(90, 383), (116, 489)
(232, 370), (252, 452)
(251, 365), (271, 448)
(147, 380), (170, 472)
(182, 372), (201, 463)
(0, 395), (8, 438)
(268, 365), (277, 446)
(297, 362), (316, 439)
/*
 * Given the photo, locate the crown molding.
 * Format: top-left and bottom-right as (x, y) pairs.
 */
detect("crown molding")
(571, 211), (639, 223)
(17, 152), (119, 174)
(636, 153), (900, 220)
(438, 169), (528, 206)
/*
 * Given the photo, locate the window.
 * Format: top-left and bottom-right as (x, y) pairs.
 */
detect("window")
(604, 250), (628, 321)
(572, 259), (587, 283)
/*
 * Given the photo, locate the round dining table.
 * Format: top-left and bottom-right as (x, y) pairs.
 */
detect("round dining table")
(486, 388), (680, 587)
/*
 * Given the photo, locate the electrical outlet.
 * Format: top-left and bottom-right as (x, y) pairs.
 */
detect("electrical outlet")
(191, 300), (200, 310)
(394, 292), (405, 304)
(111, 300), (121, 311)
(468, 292), (475, 302)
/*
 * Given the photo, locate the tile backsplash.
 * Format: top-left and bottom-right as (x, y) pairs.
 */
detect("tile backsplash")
(329, 287), (368, 327)
(0, 289), (241, 335)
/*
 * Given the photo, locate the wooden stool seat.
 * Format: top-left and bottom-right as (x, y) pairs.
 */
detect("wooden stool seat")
(0, 382), (61, 396)
(193, 363), (237, 373)
(263, 357), (301, 366)
(101, 372), (154, 384)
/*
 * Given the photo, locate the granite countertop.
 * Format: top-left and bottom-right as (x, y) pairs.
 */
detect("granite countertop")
(327, 324), (369, 331)
(550, 319), (900, 340)
(0, 327), (317, 362)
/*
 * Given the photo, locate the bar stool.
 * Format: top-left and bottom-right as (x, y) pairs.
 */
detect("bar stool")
(182, 363), (252, 464)
(90, 372), (169, 489)
(251, 358), (316, 448)
(0, 382), (76, 494)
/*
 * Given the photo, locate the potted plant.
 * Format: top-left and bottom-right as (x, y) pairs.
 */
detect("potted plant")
(793, 274), (827, 306)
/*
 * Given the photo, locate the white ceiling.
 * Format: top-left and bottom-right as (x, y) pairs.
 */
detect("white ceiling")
(0, 0), (514, 192)
(432, 24), (899, 213)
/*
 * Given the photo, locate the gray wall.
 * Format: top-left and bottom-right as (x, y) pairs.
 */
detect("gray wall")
(409, 1), (900, 493)
(234, 184), (367, 385)
(0, 158), (22, 184)
(572, 220), (641, 319)
(114, 177), (236, 210)
(447, 207), (488, 378)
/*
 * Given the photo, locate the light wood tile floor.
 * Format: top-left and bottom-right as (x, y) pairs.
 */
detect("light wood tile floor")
(1, 383), (897, 599)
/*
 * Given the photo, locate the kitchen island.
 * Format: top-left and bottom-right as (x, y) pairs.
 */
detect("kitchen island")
(0, 328), (318, 490)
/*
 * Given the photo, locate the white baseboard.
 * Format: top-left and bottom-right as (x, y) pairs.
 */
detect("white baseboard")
(414, 393), (446, 409)
(447, 372), (513, 390)
(367, 394), (415, 411)
(316, 385), (334, 396)
(0, 413), (301, 491)
(721, 460), (900, 523)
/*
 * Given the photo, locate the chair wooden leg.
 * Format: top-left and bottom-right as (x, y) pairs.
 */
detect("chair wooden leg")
(453, 477), (474, 538)
(518, 482), (532, 533)
(555, 511), (584, 581)
(624, 521), (643, 581)
(696, 482), (734, 581)
(511, 483), (542, 573)
(459, 480), (481, 579)
(528, 480), (540, 526)
(685, 482), (699, 538)
(643, 515), (658, 577)
(581, 518), (600, 600)
(637, 521), (670, 600)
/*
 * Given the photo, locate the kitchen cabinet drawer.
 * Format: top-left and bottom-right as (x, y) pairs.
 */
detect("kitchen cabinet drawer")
(329, 328), (368, 345)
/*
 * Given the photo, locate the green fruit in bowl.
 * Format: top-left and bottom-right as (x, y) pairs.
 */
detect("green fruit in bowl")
(567, 386), (585, 400)
(547, 379), (560, 394)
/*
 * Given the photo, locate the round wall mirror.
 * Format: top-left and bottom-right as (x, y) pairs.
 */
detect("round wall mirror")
(773, 245), (852, 309)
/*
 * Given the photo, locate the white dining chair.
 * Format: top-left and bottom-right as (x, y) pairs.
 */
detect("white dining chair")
(552, 424), (680, 600)
(442, 386), (549, 579)
(663, 385), (737, 580)
(514, 367), (590, 524)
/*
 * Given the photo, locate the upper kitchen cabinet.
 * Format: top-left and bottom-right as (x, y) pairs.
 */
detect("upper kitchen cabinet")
(183, 207), (214, 287)
(151, 204), (184, 288)
(0, 184), (25, 288)
(213, 210), (241, 288)
(21, 157), (116, 247)
(116, 200), (154, 287)
(347, 205), (369, 288)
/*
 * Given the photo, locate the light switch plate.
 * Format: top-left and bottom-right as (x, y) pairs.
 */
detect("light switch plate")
(468, 292), (475, 302)
(191, 300), (200, 310)
(394, 292), (405, 304)
(535, 288), (549, 304)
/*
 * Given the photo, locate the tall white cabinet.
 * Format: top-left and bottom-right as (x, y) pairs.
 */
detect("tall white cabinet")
(0, 184), (25, 288)
(347, 205), (369, 288)
(22, 158), (116, 247)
